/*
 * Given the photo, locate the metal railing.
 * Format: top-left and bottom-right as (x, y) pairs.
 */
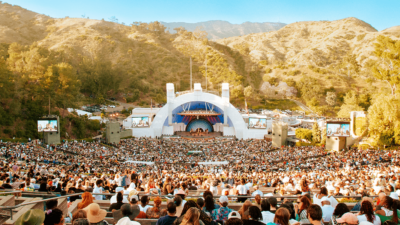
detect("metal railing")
(0, 190), (23, 196)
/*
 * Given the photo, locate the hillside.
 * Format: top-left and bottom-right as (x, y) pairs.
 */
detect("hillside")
(217, 17), (387, 67)
(161, 20), (286, 40)
(216, 17), (399, 101)
(0, 2), (52, 44)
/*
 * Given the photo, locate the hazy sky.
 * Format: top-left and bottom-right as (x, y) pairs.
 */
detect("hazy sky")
(4, 0), (399, 31)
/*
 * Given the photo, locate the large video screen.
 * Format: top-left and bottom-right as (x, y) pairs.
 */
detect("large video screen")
(38, 119), (58, 132)
(326, 123), (350, 136)
(132, 117), (149, 127)
(248, 118), (267, 129)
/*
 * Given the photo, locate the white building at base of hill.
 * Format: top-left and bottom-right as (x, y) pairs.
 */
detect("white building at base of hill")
(124, 83), (271, 139)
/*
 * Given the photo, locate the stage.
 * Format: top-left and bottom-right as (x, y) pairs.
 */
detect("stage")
(175, 131), (223, 139)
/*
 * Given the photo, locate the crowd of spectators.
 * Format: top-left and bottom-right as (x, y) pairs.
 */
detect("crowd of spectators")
(1, 137), (400, 225)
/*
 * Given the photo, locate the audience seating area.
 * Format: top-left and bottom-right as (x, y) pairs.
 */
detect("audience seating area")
(0, 189), (359, 225)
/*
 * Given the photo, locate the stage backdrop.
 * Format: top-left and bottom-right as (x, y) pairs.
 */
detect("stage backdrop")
(164, 101), (234, 127)
(186, 119), (214, 132)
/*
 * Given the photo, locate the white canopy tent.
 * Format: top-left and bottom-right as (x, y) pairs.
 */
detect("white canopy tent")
(198, 161), (229, 165)
(124, 161), (154, 165)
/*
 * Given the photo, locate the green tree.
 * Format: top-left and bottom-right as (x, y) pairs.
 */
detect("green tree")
(0, 57), (12, 99)
(295, 128), (313, 142)
(284, 78), (296, 87)
(312, 122), (321, 143)
(231, 85), (244, 98)
(263, 75), (279, 86)
(367, 94), (400, 146)
(321, 128), (327, 145)
(371, 35), (400, 96)
(244, 86), (254, 99)
(337, 91), (364, 118)
(340, 53), (360, 77)
(307, 97), (319, 108)
(296, 75), (323, 101)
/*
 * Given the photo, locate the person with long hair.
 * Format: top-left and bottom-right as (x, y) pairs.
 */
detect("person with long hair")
(203, 191), (220, 211)
(294, 195), (311, 223)
(357, 200), (380, 225)
(238, 200), (253, 220)
(172, 200), (212, 225)
(328, 203), (350, 225)
(242, 206), (264, 225)
(203, 195), (215, 216)
(174, 196), (184, 218)
(109, 192), (124, 212)
(279, 203), (296, 220)
(147, 196), (163, 219)
(78, 192), (94, 210)
(300, 177), (310, 195)
(375, 196), (400, 224)
(269, 208), (290, 225)
(180, 207), (200, 225)
(163, 177), (174, 195)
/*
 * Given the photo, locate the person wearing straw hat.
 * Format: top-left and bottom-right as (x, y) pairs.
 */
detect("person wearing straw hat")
(15, 209), (45, 225)
(83, 203), (109, 225)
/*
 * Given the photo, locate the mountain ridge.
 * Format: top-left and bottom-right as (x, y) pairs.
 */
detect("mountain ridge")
(161, 20), (286, 40)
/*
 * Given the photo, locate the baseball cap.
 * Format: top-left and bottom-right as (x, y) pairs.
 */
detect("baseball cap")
(228, 211), (241, 219)
(219, 196), (229, 203)
(320, 196), (330, 203)
(336, 213), (358, 224)
(130, 195), (139, 202)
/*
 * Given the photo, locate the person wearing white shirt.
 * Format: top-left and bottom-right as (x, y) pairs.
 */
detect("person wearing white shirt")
(138, 195), (152, 213)
(357, 199), (381, 225)
(357, 213), (381, 225)
(261, 199), (275, 224)
(320, 197), (334, 222)
(245, 180), (253, 189)
(93, 180), (104, 201)
(210, 180), (219, 196)
(110, 187), (130, 204)
(236, 179), (249, 202)
(251, 185), (263, 196)
(127, 183), (136, 192)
